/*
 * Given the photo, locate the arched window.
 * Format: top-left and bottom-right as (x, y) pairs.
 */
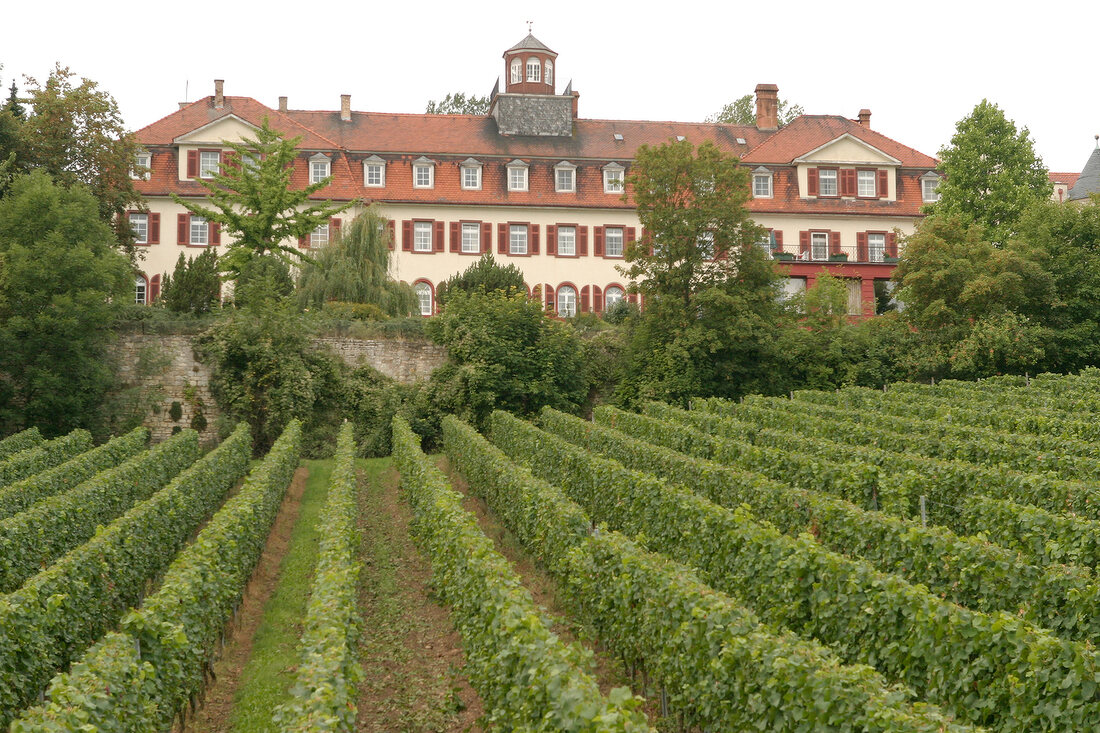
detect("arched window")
(414, 281), (433, 316)
(545, 60), (553, 86)
(510, 58), (522, 84)
(526, 58), (541, 83)
(135, 274), (148, 305)
(604, 286), (624, 308)
(557, 285), (576, 317)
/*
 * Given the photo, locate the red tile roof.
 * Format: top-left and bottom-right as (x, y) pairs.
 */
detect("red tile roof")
(135, 96), (340, 150)
(741, 116), (938, 168)
(1049, 171), (1080, 187)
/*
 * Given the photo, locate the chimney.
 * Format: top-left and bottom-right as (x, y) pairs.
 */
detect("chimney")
(572, 91), (580, 119)
(179, 102), (189, 111)
(214, 79), (224, 108)
(858, 108), (872, 129)
(278, 96), (288, 113)
(340, 94), (351, 122)
(755, 84), (779, 131)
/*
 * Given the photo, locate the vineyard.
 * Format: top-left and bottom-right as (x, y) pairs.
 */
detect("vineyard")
(4, 371), (1100, 730)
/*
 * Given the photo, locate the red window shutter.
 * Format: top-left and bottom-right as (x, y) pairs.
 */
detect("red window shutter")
(222, 150), (237, 173)
(480, 222), (491, 253)
(856, 232), (868, 262)
(434, 221), (444, 252)
(450, 221), (460, 252)
(387, 220), (395, 251)
(547, 225), (557, 256)
(829, 231), (840, 255)
(186, 150), (198, 179)
(807, 167), (818, 196)
(593, 285), (603, 313)
(150, 274), (161, 302)
(545, 285), (554, 311)
(149, 213), (160, 244)
(774, 229), (783, 252)
(498, 223), (508, 254)
(594, 226), (604, 257)
(580, 285), (590, 313)
(531, 224), (540, 255)
(799, 231), (810, 257)
(210, 222), (221, 246)
(298, 233), (308, 248)
(886, 232), (898, 257)
(401, 220), (413, 251)
(625, 227), (636, 252)
(840, 169), (856, 197)
(877, 169), (889, 199)
(177, 213), (189, 245)
(578, 226), (588, 256)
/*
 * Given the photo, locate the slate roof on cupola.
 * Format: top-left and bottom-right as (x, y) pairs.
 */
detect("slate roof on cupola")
(506, 33), (556, 55)
(1067, 139), (1100, 202)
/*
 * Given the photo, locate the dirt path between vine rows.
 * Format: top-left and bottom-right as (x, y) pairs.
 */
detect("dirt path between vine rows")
(355, 460), (483, 732)
(182, 466), (308, 733)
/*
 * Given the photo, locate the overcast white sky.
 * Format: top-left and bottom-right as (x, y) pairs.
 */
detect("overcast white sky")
(5, 0), (1098, 173)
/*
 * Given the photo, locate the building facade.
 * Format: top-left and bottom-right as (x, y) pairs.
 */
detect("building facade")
(129, 34), (941, 317)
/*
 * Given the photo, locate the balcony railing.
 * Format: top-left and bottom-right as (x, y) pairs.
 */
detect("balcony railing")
(768, 243), (898, 265)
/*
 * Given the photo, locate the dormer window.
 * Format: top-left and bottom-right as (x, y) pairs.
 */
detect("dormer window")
(132, 152), (151, 181)
(555, 161), (576, 192)
(857, 170), (877, 197)
(510, 58), (522, 84)
(363, 155), (386, 187)
(309, 154), (331, 184)
(545, 60), (553, 86)
(921, 172), (942, 202)
(460, 158), (482, 190)
(817, 168), (838, 197)
(507, 160), (528, 192)
(199, 150), (221, 179)
(752, 167), (772, 198)
(603, 162), (625, 194)
(526, 58), (541, 83)
(413, 157), (435, 188)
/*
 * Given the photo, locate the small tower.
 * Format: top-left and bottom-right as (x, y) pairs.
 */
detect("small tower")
(504, 33), (557, 95)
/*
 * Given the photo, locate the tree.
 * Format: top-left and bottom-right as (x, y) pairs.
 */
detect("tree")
(615, 139), (787, 405)
(0, 74), (26, 197)
(296, 208), (416, 316)
(435, 253), (526, 306)
(173, 117), (353, 278)
(929, 99), (1049, 245)
(160, 249), (221, 314)
(0, 171), (132, 435)
(19, 65), (142, 246)
(706, 94), (803, 127)
(425, 92), (490, 115)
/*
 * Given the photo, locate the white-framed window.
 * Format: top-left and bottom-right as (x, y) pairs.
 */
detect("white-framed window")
(781, 277), (806, 303)
(199, 151), (220, 178)
(133, 152), (151, 180)
(242, 153), (260, 172)
(604, 286), (624, 308)
(190, 215), (209, 246)
(603, 163), (625, 194)
(698, 231), (715, 260)
(605, 227), (624, 257)
(130, 213), (148, 244)
(461, 222), (480, 253)
(818, 168), (837, 197)
(758, 231), (775, 258)
(310, 157), (330, 184)
(526, 58), (541, 82)
(555, 162), (576, 192)
(414, 221), (433, 252)
(509, 224), (528, 255)
(868, 233), (886, 263)
(413, 161), (434, 188)
(753, 173), (772, 198)
(510, 58), (522, 84)
(311, 223), (329, 248)
(921, 174), (941, 202)
(811, 232), (828, 260)
(557, 226), (576, 256)
(461, 162), (482, 190)
(846, 279), (863, 316)
(414, 282), (433, 316)
(135, 275), (148, 305)
(507, 161), (528, 192)
(857, 170), (877, 197)
(364, 156), (385, 187)
(557, 285), (576, 317)
(545, 60), (553, 86)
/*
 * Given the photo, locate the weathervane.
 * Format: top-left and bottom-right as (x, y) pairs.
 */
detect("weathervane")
(526, 20), (533, 33)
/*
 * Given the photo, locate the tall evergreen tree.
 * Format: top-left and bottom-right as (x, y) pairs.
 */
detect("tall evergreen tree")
(160, 249), (221, 314)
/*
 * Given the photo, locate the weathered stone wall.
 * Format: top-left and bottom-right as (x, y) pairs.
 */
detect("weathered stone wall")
(113, 333), (446, 443)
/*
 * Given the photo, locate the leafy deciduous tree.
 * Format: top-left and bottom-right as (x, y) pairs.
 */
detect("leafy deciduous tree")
(435, 253), (526, 306)
(425, 92), (490, 115)
(706, 94), (803, 127)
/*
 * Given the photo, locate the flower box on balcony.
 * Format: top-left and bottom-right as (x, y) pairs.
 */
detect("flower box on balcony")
(828, 253), (849, 262)
(775, 252), (795, 261)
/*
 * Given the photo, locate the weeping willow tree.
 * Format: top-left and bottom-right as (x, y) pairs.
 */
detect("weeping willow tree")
(296, 208), (417, 316)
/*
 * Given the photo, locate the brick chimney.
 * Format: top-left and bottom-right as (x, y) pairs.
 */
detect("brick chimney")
(178, 102), (189, 111)
(278, 96), (288, 113)
(340, 94), (351, 122)
(572, 91), (580, 119)
(214, 79), (224, 108)
(755, 84), (779, 131)
(858, 108), (872, 129)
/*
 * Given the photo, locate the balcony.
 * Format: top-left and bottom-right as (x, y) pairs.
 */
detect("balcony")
(769, 243), (898, 265)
